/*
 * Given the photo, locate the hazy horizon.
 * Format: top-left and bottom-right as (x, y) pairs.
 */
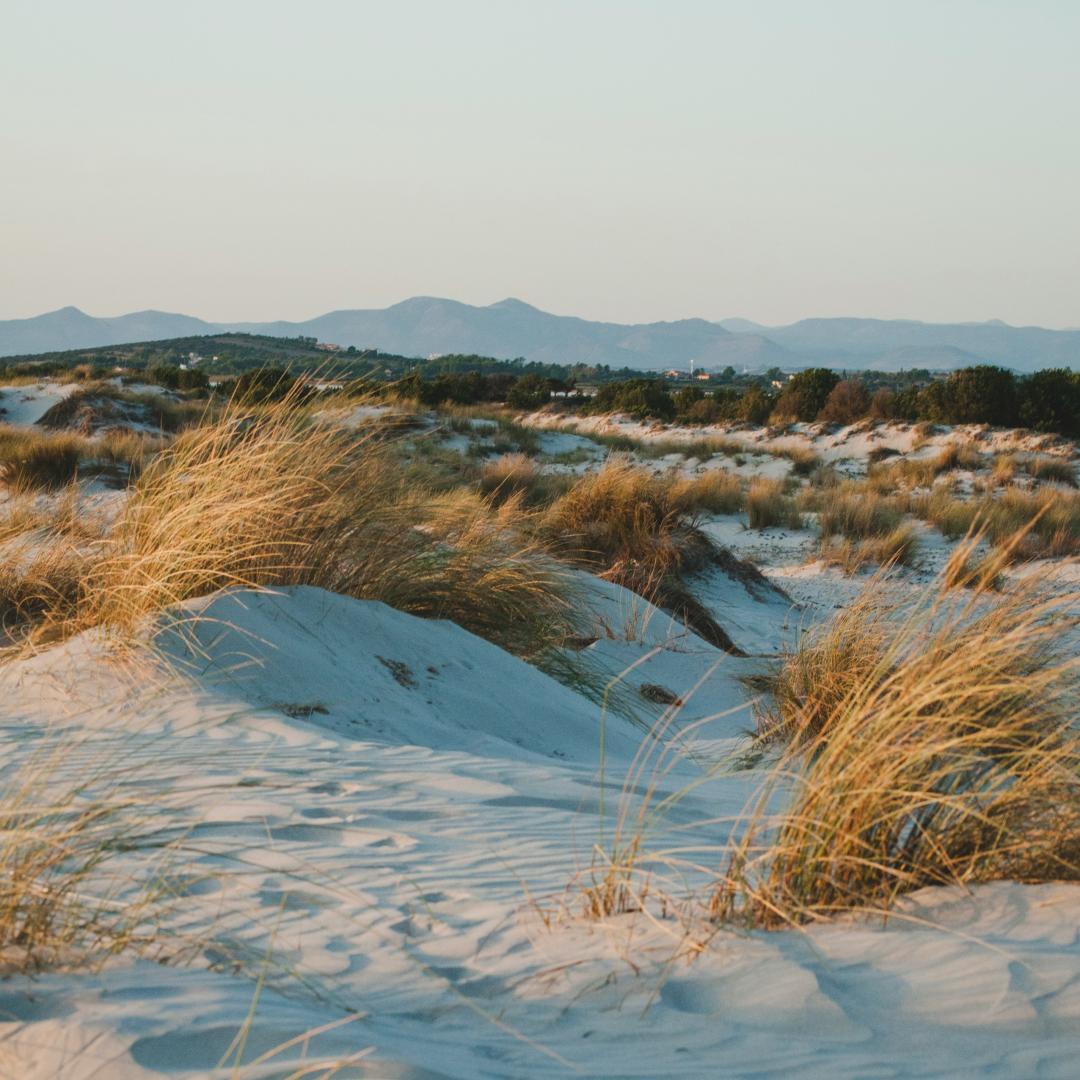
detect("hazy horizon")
(3, 0), (1078, 328)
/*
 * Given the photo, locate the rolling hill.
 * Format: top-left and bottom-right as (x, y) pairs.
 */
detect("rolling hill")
(3, 298), (1079, 371)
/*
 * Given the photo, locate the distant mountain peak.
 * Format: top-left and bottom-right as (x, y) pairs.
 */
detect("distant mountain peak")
(2, 298), (1079, 371)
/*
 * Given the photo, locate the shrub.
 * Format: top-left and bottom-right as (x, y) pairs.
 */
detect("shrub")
(736, 385), (774, 425)
(817, 380), (871, 425)
(918, 366), (1019, 427)
(1018, 368), (1080, 436)
(506, 374), (552, 410)
(773, 369), (839, 422)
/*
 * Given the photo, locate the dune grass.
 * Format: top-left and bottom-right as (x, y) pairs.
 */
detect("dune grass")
(0, 732), (167, 974)
(12, 393), (572, 660)
(478, 452), (571, 507)
(746, 477), (802, 530)
(540, 458), (744, 651)
(1025, 455), (1077, 487)
(0, 427), (87, 492)
(817, 484), (903, 541)
(749, 587), (891, 746)
(668, 469), (744, 515)
(819, 525), (918, 574)
(916, 484), (1080, 558)
(713, 556), (1080, 928)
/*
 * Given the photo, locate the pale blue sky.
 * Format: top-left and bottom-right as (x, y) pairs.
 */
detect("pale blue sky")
(2, 1), (1078, 326)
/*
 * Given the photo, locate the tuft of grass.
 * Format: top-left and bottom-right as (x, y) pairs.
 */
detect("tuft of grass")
(1025, 455), (1076, 487)
(817, 484), (903, 542)
(0, 427), (87, 492)
(541, 458), (744, 652)
(0, 735), (165, 974)
(478, 452), (540, 505)
(776, 445), (820, 476)
(715, 560), (1080, 928)
(668, 469), (744, 515)
(750, 588), (891, 745)
(22, 393), (571, 659)
(478, 453), (571, 508)
(746, 477), (802, 530)
(917, 485), (1080, 558)
(819, 525), (918, 575)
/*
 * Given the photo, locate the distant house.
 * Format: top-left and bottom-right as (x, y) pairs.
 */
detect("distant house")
(572, 383), (600, 398)
(695, 371), (711, 382)
(315, 342), (342, 352)
(663, 369), (687, 379)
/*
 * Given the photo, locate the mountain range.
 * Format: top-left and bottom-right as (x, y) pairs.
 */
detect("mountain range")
(2, 297), (1079, 372)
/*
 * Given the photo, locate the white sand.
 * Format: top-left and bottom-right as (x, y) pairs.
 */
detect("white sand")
(1, 579), (1077, 1078)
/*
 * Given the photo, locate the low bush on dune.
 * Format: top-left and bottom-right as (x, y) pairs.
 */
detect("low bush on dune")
(746, 477), (802, 530)
(714, 557), (1080, 928)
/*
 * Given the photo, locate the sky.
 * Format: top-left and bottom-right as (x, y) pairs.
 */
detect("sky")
(2, 0), (1078, 328)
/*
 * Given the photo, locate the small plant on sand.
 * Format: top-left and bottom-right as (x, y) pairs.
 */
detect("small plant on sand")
(819, 525), (918, 574)
(1025, 455), (1076, 487)
(714, 556), (1080, 928)
(746, 477), (802, 530)
(541, 458), (744, 651)
(23, 392), (572, 659)
(0, 736), (165, 973)
(0, 427), (86, 492)
(668, 469), (744, 515)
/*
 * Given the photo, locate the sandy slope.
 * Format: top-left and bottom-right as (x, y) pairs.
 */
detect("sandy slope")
(2, 584), (1079, 1078)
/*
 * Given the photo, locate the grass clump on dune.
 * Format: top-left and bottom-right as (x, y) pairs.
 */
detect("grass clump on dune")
(540, 458), (745, 652)
(0, 735), (166, 974)
(814, 483), (917, 571)
(819, 525), (918, 575)
(0, 427), (87, 492)
(715, 556), (1080, 928)
(20, 393), (571, 659)
(477, 452), (571, 508)
(817, 484), (903, 541)
(746, 477), (802, 530)
(917, 485), (1080, 559)
(668, 469), (744, 515)
(1024, 455), (1076, 487)
(750, 588), (891, 745)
